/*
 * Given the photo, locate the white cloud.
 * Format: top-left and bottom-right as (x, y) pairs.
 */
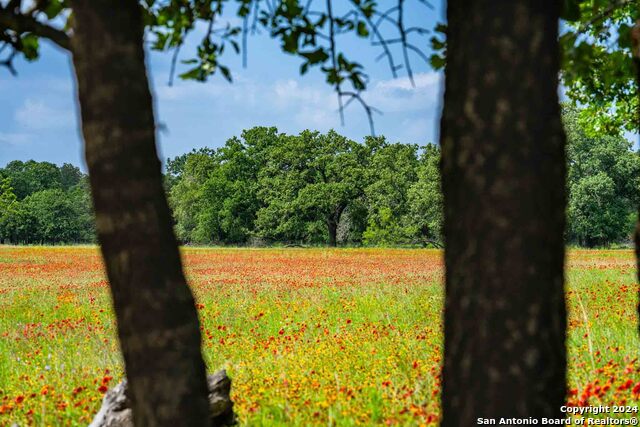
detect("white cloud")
(14, 99), (75, 130)
(364, 72), (442, 114)
(0, 132), (32, 146)
(150, 70), (441, 154)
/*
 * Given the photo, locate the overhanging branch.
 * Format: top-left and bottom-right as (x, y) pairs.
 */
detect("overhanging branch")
(0, 7), (71, 51)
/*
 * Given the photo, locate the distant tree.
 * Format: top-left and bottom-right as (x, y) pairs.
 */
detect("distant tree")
(169, 148), (219, 242)
(564, 106), (640, 246)
(406, 144), (443, 247)
(257, 130), (368, 246)
(0, 170), (94, 244)
(18, 188), (91, 243)
(0, 177), (18, 243)
(568, 173), (629, 247)
(59, 163), (83, 190)
(362, 139), (419, 245)
(168, 127), (277, 244)
(0, 204), (37, 244)
(0, 160), (62, 199)
(193, 127), (275, 244)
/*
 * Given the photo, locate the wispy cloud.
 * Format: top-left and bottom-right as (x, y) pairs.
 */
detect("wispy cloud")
(14, 99), (75, 131)
(153, 71), (441, 138)
(0, 132), (32, 146)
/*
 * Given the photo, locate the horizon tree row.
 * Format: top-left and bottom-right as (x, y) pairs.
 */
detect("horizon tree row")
(166, 113), (640, 248)
(0, 111), (637, 247)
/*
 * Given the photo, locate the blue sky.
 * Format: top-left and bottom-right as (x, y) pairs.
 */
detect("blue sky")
(0, 2), (443, 170)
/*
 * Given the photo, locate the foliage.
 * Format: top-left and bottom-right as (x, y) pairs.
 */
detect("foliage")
(167, 128), (443, 247)
(0, 161), (94, 244)
(0, 160), (80, 200)
(559, 0), (639, 135)
(362, 139), (419, 245)
(406, 144), (442, 246)
(256, 130), (370, 245)
(564, 105), (640, 246)
(1, 115), (636, 247)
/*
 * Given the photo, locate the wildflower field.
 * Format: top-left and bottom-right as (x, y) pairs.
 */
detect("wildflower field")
(0, 247), (639, 426)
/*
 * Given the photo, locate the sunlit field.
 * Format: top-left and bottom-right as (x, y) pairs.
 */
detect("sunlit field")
(0, 247), (638, 426)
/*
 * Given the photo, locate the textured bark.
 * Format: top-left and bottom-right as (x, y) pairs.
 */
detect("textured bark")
(440, 1), (567, 425)
(69, 1), (210, 425)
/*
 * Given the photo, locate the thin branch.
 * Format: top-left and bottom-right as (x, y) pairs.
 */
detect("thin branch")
(340, 91), (380, 135)
(242, 11), (248, 67)
(326, 0), (345, 126)
(398, 0), (415, 87)
(416, 0), (434, 10)
(374, 6), (399, 28)
(407, 43), (429, 64)
(0, 6), (70, 50)
(350, 0), (397, 78)
(168, 43), (181, 86)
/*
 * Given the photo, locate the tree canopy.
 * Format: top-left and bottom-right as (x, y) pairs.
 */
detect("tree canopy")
(2, 114), (637, 248)
(560, 0), (639, 135)
(0, 160), (94, 244)
(167, 128), (444, 247)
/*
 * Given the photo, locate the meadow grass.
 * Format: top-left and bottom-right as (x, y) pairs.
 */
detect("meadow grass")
(0, 247), (638, 426)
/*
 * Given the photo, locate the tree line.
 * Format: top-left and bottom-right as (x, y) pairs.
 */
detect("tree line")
(0, 160), (94, 244)
(1, 108), (637, 248)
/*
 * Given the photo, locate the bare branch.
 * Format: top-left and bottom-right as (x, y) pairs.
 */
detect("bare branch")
(325, 0), (345, 125)
(349, 0), (398, 78)
(341, 90), (381, 135)
(168, 43), (181, 86)
(398, 0), (414, 87)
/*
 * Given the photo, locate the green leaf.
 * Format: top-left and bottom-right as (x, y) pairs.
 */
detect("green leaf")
(356, 21), (369, 37)
(20, 34), (40, 61)
(43, 0), (65, 20)
(219, 65), (233, 83)
(300, 48), (329, 65)
(429, 54), (445, 70)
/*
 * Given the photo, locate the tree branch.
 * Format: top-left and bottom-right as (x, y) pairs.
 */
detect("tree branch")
(576, 0), (634, 34)
(0, 7), (71, 51)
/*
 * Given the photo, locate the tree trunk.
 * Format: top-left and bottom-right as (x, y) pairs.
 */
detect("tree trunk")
(328, 220), (337, 247)
(69, 1), (210, 425)
(440, 1), (566, 425)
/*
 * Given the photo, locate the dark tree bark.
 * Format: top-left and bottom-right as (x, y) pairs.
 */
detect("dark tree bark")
(328, 220), (338, 247)
(69, 1), (210, 425)
(440, 1), (567, 424)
